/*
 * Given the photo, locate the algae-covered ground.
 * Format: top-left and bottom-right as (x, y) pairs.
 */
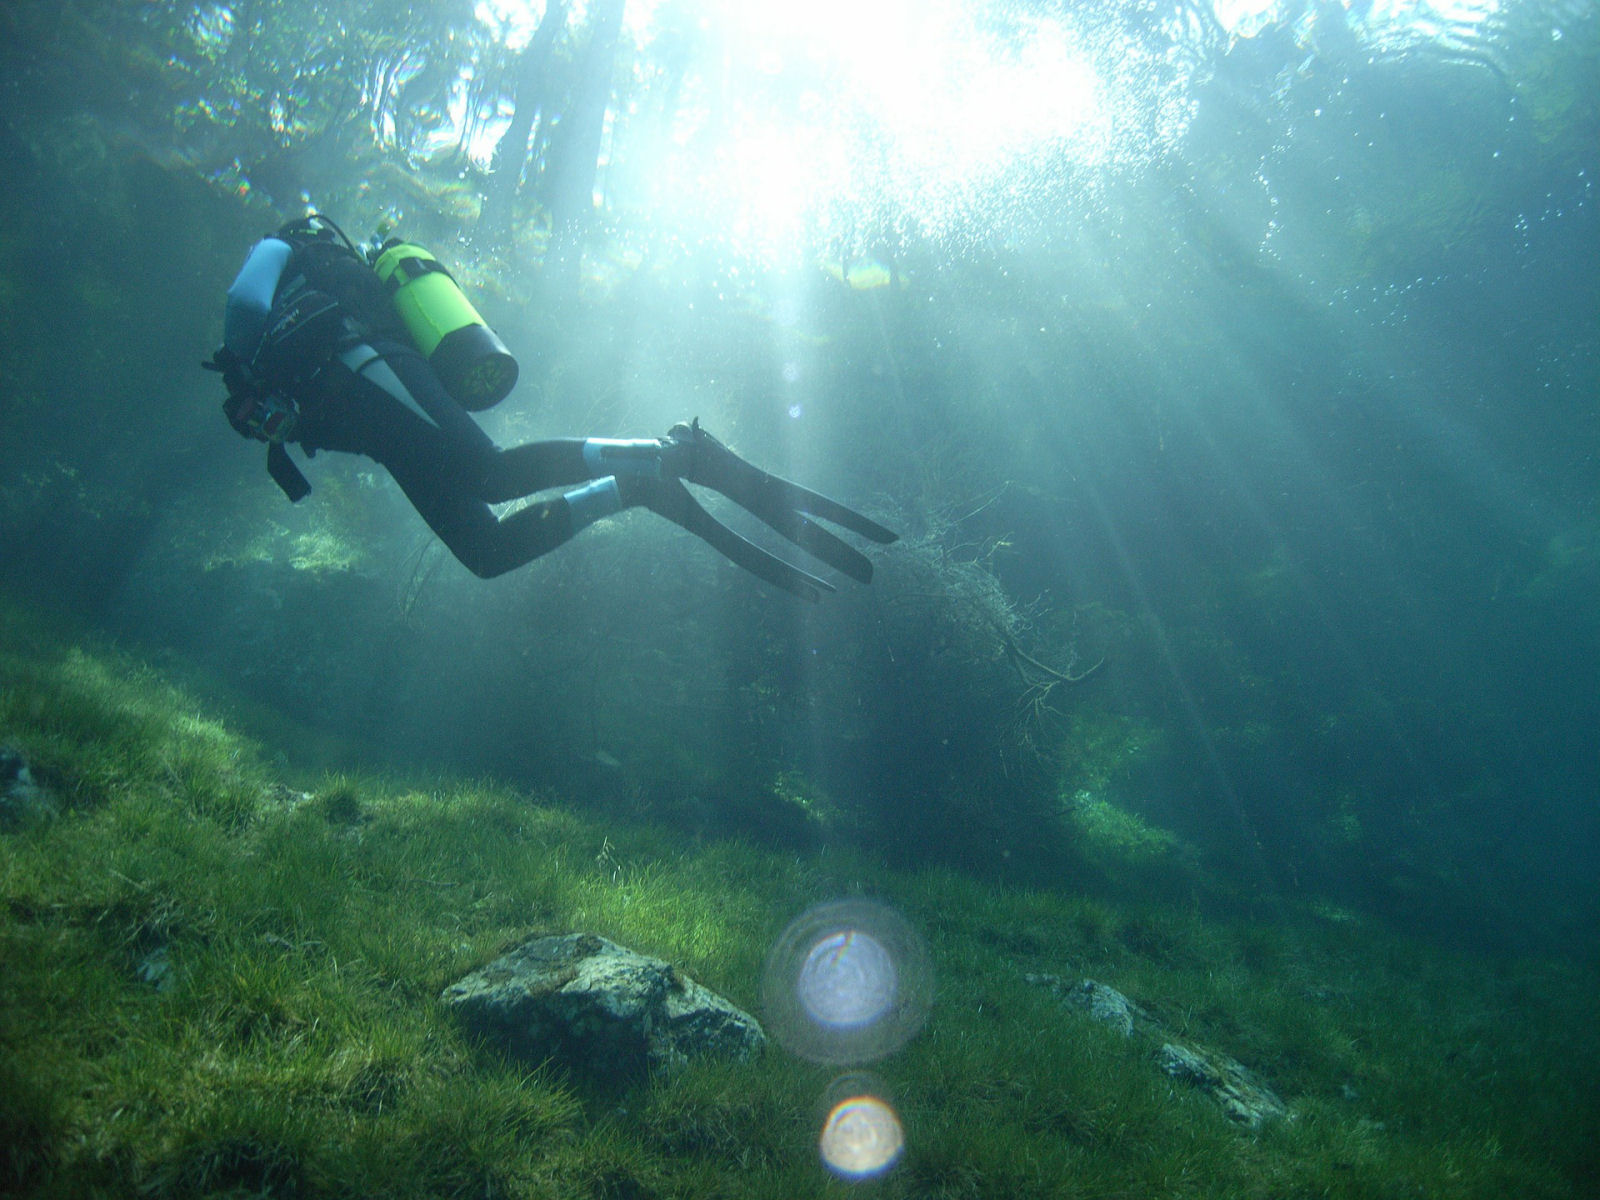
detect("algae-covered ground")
(2, 612), (1595, 1198)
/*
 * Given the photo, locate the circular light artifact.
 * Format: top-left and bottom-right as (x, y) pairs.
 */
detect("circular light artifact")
(763, 899), (931, 1064)
(819, 1092), (905, 1180)
(797, 928), (896, 1028)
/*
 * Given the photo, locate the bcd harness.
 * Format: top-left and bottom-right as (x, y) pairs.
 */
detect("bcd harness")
(204, 213), (516, 501)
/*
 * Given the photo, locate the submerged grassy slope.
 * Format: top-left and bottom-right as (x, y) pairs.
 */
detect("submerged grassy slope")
(1, 613), (1594, 1198)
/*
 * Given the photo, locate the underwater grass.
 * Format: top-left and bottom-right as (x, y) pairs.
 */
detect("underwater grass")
(1, 616), (1595, 1197)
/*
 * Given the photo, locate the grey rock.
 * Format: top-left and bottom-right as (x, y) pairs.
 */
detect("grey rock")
(1158, 1040), (1287, 1129)
(1071, 978), (1141, 1037)
(136, 944), (177, 993)
(0, 746), (55, 829)
(443, 932), (764, 1079)
(1025, 971), (1288, 1128)
(1024, 974), (1148, 1037)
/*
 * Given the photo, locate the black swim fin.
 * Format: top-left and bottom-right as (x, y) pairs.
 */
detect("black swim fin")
(664, 419), (897, 586)
(636, 475), (837, 602)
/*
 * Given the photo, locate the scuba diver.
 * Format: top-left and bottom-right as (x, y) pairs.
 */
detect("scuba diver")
(205, 215), (896, 602)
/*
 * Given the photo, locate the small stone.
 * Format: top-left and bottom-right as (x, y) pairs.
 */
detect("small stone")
(0, 746), (56, 829)
(1070, 979), (1140, 1037)
(137, 945), (177, 993)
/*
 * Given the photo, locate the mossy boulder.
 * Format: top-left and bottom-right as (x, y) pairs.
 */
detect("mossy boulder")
(443, 932), (765, 1080)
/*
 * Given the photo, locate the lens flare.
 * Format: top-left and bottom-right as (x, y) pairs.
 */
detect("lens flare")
(820, 1093), (905, 1179)
(763, 899), (931, 1064)
(798, 929), (897, 1028)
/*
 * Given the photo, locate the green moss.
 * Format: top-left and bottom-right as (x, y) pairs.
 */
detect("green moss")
(287, 526), (368, 574)
(770, 770), (857, 839)
(201, 520), (372, 575)
(0, 621), (1594, 1198)
(1066, 788), (1192, 868)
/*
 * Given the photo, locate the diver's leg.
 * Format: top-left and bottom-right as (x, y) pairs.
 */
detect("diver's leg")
(478, 439), (592, 500)
(480, 436), (685, 501)
(400, 474), (651, 578)
(369, 341), (653, 501)
(297, 360), (623, 578)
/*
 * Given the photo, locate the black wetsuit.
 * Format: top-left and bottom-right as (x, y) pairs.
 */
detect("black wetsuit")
(220, 224), (896, 598)
(294, 337), (600, 578)
(222, 231), (627, 578)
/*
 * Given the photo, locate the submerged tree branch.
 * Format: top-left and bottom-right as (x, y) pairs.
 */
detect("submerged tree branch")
(1000, 634), (1105, 686)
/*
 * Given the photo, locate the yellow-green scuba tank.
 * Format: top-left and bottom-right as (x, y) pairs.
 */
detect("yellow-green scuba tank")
(372, 241), (518, 411)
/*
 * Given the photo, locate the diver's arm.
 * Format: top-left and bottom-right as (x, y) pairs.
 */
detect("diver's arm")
(223, 237), (293, 359)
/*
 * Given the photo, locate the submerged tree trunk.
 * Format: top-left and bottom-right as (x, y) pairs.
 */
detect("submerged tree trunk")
(478, 0), (570, 246)
(539, 0), (626, 280)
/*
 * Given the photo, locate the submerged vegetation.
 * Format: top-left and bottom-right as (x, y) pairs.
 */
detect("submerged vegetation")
(2, 611), (1594, 1198)
(0, 0), (1596, 1195)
